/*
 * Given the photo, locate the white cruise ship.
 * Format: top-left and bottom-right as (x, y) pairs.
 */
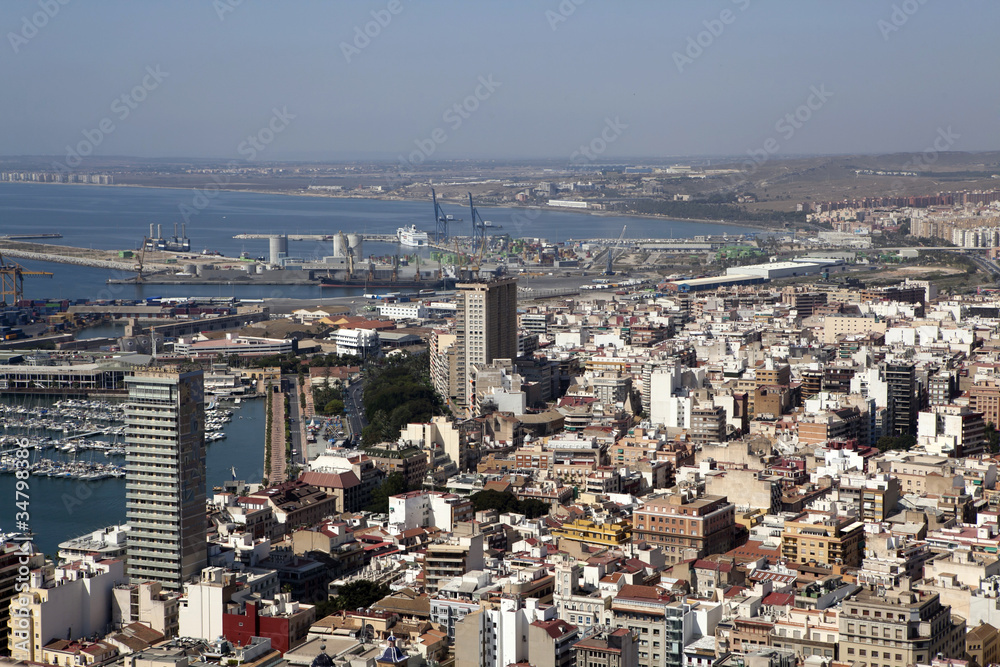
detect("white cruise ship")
(397, 225), (430, 247)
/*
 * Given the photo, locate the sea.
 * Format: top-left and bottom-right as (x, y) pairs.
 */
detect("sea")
(0, 397), (265, 557)
(0, 181), (757, 556)
(0, 182), (759, 302)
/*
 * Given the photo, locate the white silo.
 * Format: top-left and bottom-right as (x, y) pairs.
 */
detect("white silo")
(269, 234), (288, 264)
(333, 231), (347, 257)
(347, 233), (363, 258)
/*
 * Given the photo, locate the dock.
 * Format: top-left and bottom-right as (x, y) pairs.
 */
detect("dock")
(0, 234), (63, 241)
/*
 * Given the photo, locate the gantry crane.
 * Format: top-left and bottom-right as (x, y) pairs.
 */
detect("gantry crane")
(432, 188), (457, 242)
(0, 253), (53, 304)
(605, 225), (627, 276)
(468, 192), (488, 254)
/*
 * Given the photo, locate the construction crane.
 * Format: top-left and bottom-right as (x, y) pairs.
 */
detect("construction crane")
(605, 225), (627, 276)
(0, 253), (53, 304)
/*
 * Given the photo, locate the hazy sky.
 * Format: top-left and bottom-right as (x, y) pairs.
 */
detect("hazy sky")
(2, 0), (997, 162)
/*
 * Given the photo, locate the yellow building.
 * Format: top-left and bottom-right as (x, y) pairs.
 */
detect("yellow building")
(552, 519), (631, 548)
(781, 513), (864, 567)
(736, 508), (765, 532)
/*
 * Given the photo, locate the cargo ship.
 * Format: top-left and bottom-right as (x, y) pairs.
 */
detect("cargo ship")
(318, 275), (445, 289)
(397, 225), (430, 247)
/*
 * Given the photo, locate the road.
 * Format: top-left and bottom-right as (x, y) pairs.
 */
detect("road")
(286, 376), (307, 468)
(344, 379), (368, 443)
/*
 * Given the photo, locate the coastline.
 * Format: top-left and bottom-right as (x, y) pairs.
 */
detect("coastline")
(0, 180), (795, 233)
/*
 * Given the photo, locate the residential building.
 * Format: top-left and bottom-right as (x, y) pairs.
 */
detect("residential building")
(632, 493), (736, 563)
(838, 590), (966, 667)
(455, 277), (518, 408)
(125, 370), (207, 591)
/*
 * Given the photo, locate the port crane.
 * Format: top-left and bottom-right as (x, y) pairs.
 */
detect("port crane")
(134, 237), (150, 284)
(432, 189), (452, 242)
(0, 252), (53, 304)
(605, 225), (627, 276)
(467, 192), (489, 260)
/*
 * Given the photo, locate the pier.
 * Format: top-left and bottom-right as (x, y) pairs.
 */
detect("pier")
(0, 234), (63, 241)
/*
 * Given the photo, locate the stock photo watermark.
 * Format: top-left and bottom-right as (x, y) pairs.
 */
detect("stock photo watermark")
(726, 84), (833, 189)
(179, 107), (295, 223)
(901, 126), (959, 172)
(570, 117), (628, 166)
(673, 0), (752, 73)
(878, 0), (930, 40)
(546, 0), (586, 31)
(341, 0), (404, 63)
(389, 74), (501, 185)
(51, 66), (169, 173)
(7, 0), (71, 54)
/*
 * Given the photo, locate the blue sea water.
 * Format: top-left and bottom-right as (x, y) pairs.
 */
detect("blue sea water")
(0, 182), (758, 301)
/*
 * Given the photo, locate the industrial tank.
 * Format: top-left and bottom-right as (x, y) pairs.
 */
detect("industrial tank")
(269, 234), (288, 264)
(347, 233), (363, 258)
(333, 231), (347, 257)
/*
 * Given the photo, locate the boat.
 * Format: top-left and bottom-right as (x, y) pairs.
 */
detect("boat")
(319, 276), (445, 289)
(397, 225), (430, 247)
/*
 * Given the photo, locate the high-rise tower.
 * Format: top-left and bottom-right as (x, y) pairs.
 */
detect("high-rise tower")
(125, 369), (207, 591)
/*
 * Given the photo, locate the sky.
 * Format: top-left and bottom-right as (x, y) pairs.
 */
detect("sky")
(1, 0), (997, 162)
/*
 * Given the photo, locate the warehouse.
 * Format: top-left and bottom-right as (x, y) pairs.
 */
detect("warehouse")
(664, 274), (766, 293)
(726, 259), (845, 280)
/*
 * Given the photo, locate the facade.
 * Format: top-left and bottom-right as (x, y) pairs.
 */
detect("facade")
(837, 591), (966, 667)
(573, 629), (637, 667)
(781, 514), (865, 567)
(111, 581), (180, 638)
(455, 277), (518, 408)
(690, 404), (727, 445)
(333, 328), (381, 358)
(632, 493), (736, 564)
(884, 362), (918, 436)
(221, 594), (315, 655)
(124, 370), (207, 591)
(8, 559), (125, 662)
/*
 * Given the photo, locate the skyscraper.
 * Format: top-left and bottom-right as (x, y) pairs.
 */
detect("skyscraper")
(454, 277), (518, 408)
(125, 369), (207, 591)
(884, 361), (918, 436)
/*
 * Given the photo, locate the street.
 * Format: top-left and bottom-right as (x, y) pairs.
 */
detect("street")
(344, 379), (367, 443)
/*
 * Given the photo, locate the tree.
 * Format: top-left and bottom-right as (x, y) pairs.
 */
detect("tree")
(470, 489), (549, 519)
(987, 422), (999, 454)
(314, 580), (391, 618)
(324, 399), (345, 416)
(366, 472), (409, 513)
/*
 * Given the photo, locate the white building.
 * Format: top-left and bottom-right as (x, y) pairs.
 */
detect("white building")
(10, 558), (125, 663)
(387, 490), (472, 534)
(333, 328), (380, 358)
(177, 566), (268, 641)
(377, 303), (429, 320)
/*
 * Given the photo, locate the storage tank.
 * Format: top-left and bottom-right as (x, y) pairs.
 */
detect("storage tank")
(347, 233), (363, 258)
(332, 231), (347, 257)
(269, 234), (288, 264)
